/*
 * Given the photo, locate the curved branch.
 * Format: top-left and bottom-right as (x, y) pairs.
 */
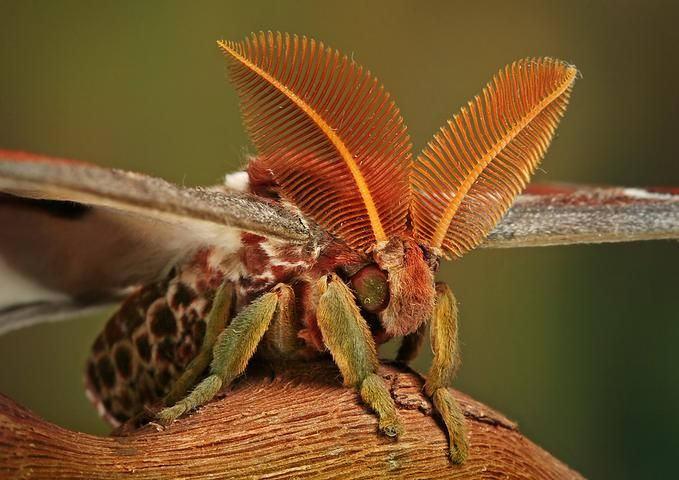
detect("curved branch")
(0, 362), (584, 479)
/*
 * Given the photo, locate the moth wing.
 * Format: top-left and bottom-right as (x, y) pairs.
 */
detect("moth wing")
(0, 299), (121, 337)
(0, 150), (312, 241)
(0, 150), (315, 334)
(0, 193), (193, 335)
(484, 184), (679, 248)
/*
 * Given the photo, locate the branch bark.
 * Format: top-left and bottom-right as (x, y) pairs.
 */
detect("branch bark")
(0, 362), (584, 479)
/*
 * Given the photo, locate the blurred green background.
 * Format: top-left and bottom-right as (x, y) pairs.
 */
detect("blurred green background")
(0, 1), (677, 478)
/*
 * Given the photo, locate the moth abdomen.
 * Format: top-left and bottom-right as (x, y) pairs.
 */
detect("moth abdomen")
(85, 248), (229, 425)
(84, 233), (324, 425)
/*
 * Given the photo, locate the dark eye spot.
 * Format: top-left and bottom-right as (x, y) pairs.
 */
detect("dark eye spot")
(350, 265), (390, 314)
(114, 345), (133, 379)
(149, 303), (177, 337)
(97, 356), (117, 388)
(135, 334), (151, 363)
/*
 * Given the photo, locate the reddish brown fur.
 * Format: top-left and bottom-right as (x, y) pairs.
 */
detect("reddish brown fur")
(239, 233), (271, 276)
(374, 238), (435, 337)
(246, 156), (278, 199)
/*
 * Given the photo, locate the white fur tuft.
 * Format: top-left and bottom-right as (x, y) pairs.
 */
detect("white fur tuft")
(223, 171), (250, 192)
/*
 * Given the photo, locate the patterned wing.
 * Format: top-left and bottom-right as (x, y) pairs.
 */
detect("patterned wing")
(411, 58), (577, 258)
(219, 32), (412, 251)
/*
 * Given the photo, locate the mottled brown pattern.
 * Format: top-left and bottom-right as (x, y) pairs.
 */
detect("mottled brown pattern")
(113, 344), (133, 379)
(85, 249), (229, 425)
(149, 302), (177, 337)
(85, 226), (323, 425)
(85, 232), (326, 425)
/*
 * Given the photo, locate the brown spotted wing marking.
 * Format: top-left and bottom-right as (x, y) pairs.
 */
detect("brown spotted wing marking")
(85, 248), (229, 425)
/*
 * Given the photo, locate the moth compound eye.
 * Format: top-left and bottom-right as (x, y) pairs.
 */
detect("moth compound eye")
(350, 265), (390, 314)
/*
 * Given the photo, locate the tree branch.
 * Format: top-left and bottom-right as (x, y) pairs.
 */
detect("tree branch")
(0, 362), (584, 479)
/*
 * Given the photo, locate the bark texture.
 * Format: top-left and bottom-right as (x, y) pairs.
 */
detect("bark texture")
(0, 362), (584, 479)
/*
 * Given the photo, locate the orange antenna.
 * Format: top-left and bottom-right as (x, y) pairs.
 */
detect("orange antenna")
(219, 32), (412, 251)
(411, 58), (577, 258)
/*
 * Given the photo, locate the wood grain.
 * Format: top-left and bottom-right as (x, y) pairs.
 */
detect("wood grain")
(0, 362), (584, 479)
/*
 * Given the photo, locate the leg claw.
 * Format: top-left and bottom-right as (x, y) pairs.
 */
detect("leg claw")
(156, 403), (187, 426)
(379, 417), (404, 438)
(449, 435), (469, 464)
(430, 387), (469, 464)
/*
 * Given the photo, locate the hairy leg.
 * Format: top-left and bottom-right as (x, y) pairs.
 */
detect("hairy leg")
(425, 282), (468, 463)
(157, 286), (281, 424)
(260, 284), (298, 357)
(396, 321), (427, 364)
(162, 282), (234, 406)
(316, 274), (403, 437)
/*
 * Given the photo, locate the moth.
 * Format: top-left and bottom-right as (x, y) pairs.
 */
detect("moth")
(1, 32), (678, 464)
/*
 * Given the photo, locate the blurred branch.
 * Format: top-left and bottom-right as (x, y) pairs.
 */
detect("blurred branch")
(0, 362), (584, 479)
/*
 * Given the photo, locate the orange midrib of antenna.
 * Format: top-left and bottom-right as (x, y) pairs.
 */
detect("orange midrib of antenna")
(217, 40), (387, 244)
(429, 66), (577, 248)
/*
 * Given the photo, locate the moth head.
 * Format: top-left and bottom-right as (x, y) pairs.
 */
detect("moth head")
(221, 32), (576, 260)
(221, 33), (576, 333)
(367, 237), (436, 337)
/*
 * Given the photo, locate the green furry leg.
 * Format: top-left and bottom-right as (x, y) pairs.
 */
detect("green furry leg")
(430, 386), (468, 463)
(157, 288), (280, 424)
(157, 375), (223, 423)
(162, 282), (234, 407)
(359, 373), (402, 437)
(425, 282), (469, 463)
(316, 274), (403, 438)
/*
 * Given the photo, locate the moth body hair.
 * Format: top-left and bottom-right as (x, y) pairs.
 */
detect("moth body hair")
(223, 171), (250, 192)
